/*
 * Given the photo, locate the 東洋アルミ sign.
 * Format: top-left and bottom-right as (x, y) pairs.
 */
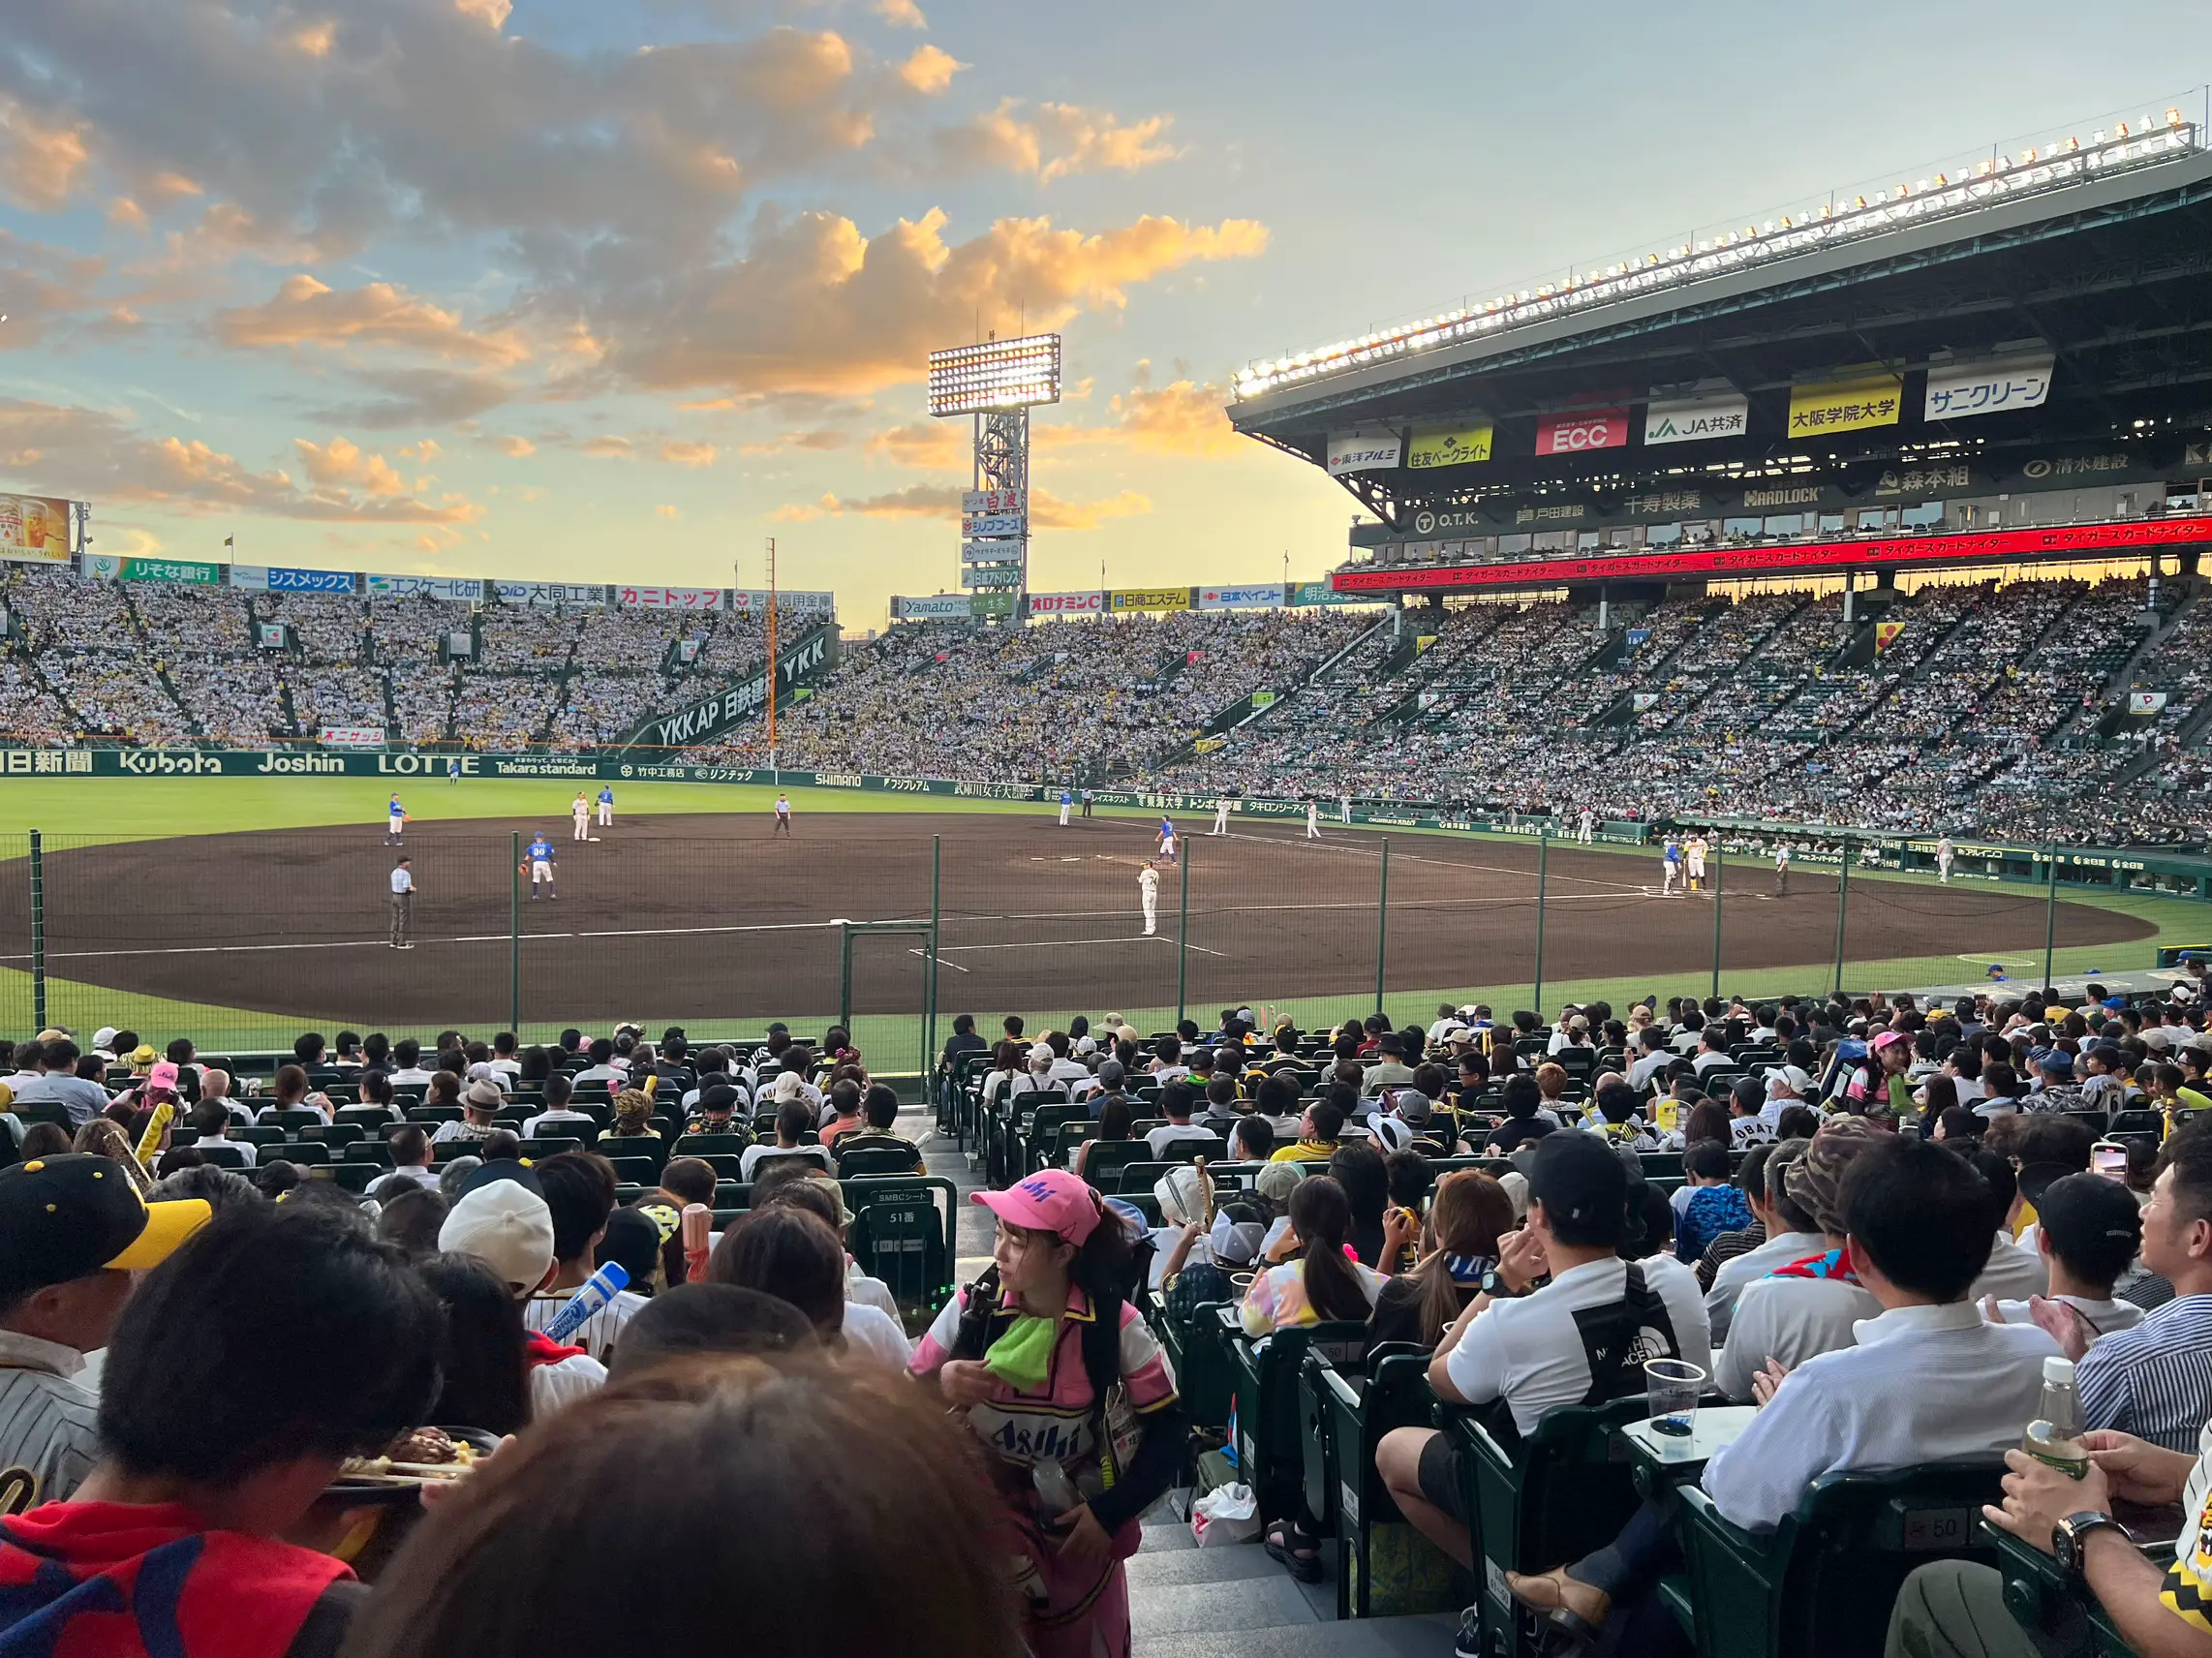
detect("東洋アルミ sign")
(1326, 429), (1402, 476)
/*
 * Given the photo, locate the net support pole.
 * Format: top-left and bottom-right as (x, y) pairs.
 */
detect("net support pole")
(925, 835), (941, 1099)
(1532, 826), (1548, 1015)
(28, 830), (45, 1033)
(1176, 847), (1190, 1029)
(1375, 838), (1392, 1016)
(509, 831), (521, 1035)
(1832, 837), (1852, 997)
(1710, 838), (1725, 1001)
(2043, 844), (2060, 989)
(839, 923), (854, 1036)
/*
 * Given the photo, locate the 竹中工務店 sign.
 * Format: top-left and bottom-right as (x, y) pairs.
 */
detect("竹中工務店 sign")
(1643, 393), (1748, 446)
(0, 495), (71, 564)
(1325, 429), (1402, 476)
(1788, 370), (1902, 437)
(1406, 425), (1492, 469)
(1923, 356), (2054, 422)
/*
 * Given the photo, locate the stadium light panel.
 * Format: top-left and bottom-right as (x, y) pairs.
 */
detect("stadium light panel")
(927, 333), (1062, 416)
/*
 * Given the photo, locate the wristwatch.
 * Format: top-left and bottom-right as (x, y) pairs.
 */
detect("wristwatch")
(2052, 1511), (2128, 1577)
(1479, 1270), (1522, 1299)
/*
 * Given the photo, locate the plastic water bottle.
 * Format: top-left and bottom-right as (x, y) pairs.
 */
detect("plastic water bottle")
(543, 1262), (629, 1345)
(1032, 1458), (1082, 1521)
(2023, 1355), (2089, 1478)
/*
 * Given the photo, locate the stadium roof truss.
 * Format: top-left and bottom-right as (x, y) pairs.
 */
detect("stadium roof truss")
(1232, 138), (2212, 537)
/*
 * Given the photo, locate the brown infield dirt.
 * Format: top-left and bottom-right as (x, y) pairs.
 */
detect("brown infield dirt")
(0, 812), (2154, 1030)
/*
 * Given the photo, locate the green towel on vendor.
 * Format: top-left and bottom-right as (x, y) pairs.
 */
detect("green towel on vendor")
(983, 1313), (1059, 1390)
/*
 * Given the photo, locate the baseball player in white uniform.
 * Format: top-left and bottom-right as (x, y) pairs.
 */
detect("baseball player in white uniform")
(1212, 796), (1231, 835)
(571, 793), (590, 842)
(1936, 835), (1954, 883)
(1306, 798), (1321, 840)
(1685, 833), (1708, 894)
(1578, 807), (1595, 844)
(1774, 842), (1790, 894)
(1139, 861), (1159, 936)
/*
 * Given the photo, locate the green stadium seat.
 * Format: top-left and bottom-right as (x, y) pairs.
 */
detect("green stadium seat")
(194, 1143), (250, 1169)
(405, 1105), (461, 1124)
(1226, 1317), (1371, 1535)
(1314, 1345), (1455, 1619)
(1458, 1397), (1650, 1658)
(1987, 1519), (2161, 1658)
(670, 1133), (751, 1159)
(262, 1107), (325, 1133)
(344, 1141), (396, 1167)
(1669, 1463), (2008, 1658)
(1074, 1139), (1154, 1191)
(272, 1140), (329, 1166)
(835, 1144), (926, 1180)
(11, 1100), (70, 1130)
(336, 1106), (400, 1132)
(849, 1193), (950, 1319)
(300, 1122), (364, 1150)
(322, 1162), (376, 1193)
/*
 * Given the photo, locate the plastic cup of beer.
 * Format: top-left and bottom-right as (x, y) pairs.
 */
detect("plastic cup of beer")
(1644, 1358), (1706, 1444)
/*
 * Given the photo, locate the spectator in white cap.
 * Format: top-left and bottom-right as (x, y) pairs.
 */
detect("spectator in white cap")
(437, 1165), (606, 1415)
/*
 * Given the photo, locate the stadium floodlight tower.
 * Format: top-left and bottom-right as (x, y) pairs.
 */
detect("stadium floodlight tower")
(928, 332), (1060, 606)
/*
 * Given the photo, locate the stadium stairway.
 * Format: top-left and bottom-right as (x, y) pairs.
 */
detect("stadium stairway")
(1128, 1519), (1455, 1657)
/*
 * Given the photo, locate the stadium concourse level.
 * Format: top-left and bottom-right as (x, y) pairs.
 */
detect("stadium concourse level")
(0, 565), (816, 751)
(8, 983), (2212, 1658)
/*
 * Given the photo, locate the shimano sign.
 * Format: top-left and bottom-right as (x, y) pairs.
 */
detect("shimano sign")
(627, 629), (835, 750)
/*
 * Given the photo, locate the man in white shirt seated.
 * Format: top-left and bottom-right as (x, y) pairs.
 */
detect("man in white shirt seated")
(1626, 1029), (1673, 1094)
(571, 1037), (625, 1089)
(1690, 1026), (1736, 1079)
(1714, 1119), (1884, 1400)
(1961, 1146), (2052, 1304)
(1145, 1089), (1218, 1160)
(1982, 1171), (2144, 1346)
(181, 1099), (255, 1168)
(375, 1123), (441, 1191)
(1705, 1136), (1825, 1345)
(1375, 1132), (1711, 1571)
(1507, 1135), (2060, 1644)
(386, 1038), (439, 1088)
(738, 1101), (834, 1182)
(523, 1072), (596, 1139)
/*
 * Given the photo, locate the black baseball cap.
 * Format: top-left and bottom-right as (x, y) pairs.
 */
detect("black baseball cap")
(450, 1157), (546, 1203)
(2035, 1173), (2142, 1264)
(1526, 1131), (1629, 1238)
(0, 1154), (212, 1299)
(697, 1085), (740, 1116)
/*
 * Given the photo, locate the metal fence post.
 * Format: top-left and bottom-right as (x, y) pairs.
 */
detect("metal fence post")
(925, 835), (941, 1088)
(1176, 846), (1190, 1029)
(509, 831), (521, 1035)
(839, 922), (854, 1035)
(28, 830), (45, 1033)
(1710, 838), (1725, 1001)
(1374, 838), (1391, 1016)
(2043, 844), (2059, 989)
(1532, 826), (1549, 1016)
(1832, 837), (1852, 997)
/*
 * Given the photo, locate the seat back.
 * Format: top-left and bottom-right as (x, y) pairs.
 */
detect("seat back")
(1462, 1397), (1651, 1654)
(1229, 1319), (1370, 1529)
(836, 1145), (924, 1180)
(1075, 1139), (1153, 1191)
(1674, 1462), (2008, 1658)
(849, 1194), (950, 1319)
(1316, 1347), (1450, 1620)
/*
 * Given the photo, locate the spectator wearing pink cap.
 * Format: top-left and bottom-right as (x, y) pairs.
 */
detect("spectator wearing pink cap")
(1841, 1029), (1915, 1117)
(910, 1169), (1189, 1658)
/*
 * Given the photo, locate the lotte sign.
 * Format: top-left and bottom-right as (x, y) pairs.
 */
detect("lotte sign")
(1534, 407), (1630, 456)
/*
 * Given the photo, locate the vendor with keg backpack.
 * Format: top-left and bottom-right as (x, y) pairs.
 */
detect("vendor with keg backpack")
(910, 1169), (1190, 1658)
(1374, 1132), (1711, 1575)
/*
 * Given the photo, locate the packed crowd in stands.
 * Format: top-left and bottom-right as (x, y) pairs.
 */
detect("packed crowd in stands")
(7, 970), (2212, 1656)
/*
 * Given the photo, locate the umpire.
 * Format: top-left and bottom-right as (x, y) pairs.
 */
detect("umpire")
(389, 856), (415, 950)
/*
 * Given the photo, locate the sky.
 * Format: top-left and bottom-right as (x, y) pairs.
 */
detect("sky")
(2, 0), (2208, 627)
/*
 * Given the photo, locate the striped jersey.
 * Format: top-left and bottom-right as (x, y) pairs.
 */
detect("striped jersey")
(0, 1335), (101, 1515)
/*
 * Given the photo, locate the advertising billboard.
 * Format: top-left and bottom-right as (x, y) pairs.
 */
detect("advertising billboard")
(1028, 592), (1106, 615)
(1325, 429), (1403, 476)
(0, 495), (72, 564)
(1533, 407), (1630, 455)
(1109, 587), (1194, 613)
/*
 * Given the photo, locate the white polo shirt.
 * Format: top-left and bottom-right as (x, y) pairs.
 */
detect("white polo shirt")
(1984, 1294), (2144, 1342)
(1442, 1255), (1713, 1437)
(1705, 1230), (1827, 1345)
(1715, 1269), (1882, 1401)
(1700, 1301), (2059, 1532)
(1970, 1230), (2050, 1304)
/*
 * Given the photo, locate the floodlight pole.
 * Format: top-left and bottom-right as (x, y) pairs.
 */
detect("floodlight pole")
(763, 539), (779, 764)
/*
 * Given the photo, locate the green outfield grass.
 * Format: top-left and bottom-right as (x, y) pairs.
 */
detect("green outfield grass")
(0, 775), (2196, 1060)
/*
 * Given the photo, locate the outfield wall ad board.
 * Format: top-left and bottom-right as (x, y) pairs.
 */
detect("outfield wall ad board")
(0, 496), (73, 564)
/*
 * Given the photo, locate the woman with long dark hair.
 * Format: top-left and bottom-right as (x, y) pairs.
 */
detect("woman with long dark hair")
(1367, 1172), (1516, 1350)
(1241, 1175), (1384, 1335)
(1328, 1142), (1392, 1268)
(910, 1169), (1189, 1658)
(1071, 1096), (1132, 1182)
(417, 1252), (531, 1437)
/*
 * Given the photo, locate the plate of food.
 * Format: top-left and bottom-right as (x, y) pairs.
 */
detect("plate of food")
(326, 1426), (500, 1504)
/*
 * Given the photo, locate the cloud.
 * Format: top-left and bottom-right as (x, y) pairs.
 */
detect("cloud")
(0, 397), (480, 524)
(580, 434), (634, 458)
(937, 101), (1178, 183)
(660, 439), (718, 466)
(453, 0), (512, 28)
(773, 481), (1148, 529)
(0, 97), (91, 210)
(874, 0), (928, 27)
(897, 45), (963, 95)
(214, 275), (531, 364)
(490, 434), (537, 457)
(1037, 373), (1240, 457)
(292, 436), (408, 497)
(740, 427), (852, 455)
(308, 367), (516, 428)
(0, 230), (108, 350)
(865, 419), (963, 469)
(596, 207), (1268, 399)
(655, 503), (680, 517)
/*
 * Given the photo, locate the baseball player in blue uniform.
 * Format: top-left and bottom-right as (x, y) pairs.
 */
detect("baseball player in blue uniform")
(597, 784), (614, 828)
(526, 833), (558, 900)
(384, 794), (407, 845)
(1157, 815), (1178, 864)
(1661, 835), (1683, 897)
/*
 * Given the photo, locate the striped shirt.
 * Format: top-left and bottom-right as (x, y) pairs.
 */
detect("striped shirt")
(2077, 1293), (2212, 1452)
(0, 1333), (100, 1514)
(521, 1288), (647, 1366)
